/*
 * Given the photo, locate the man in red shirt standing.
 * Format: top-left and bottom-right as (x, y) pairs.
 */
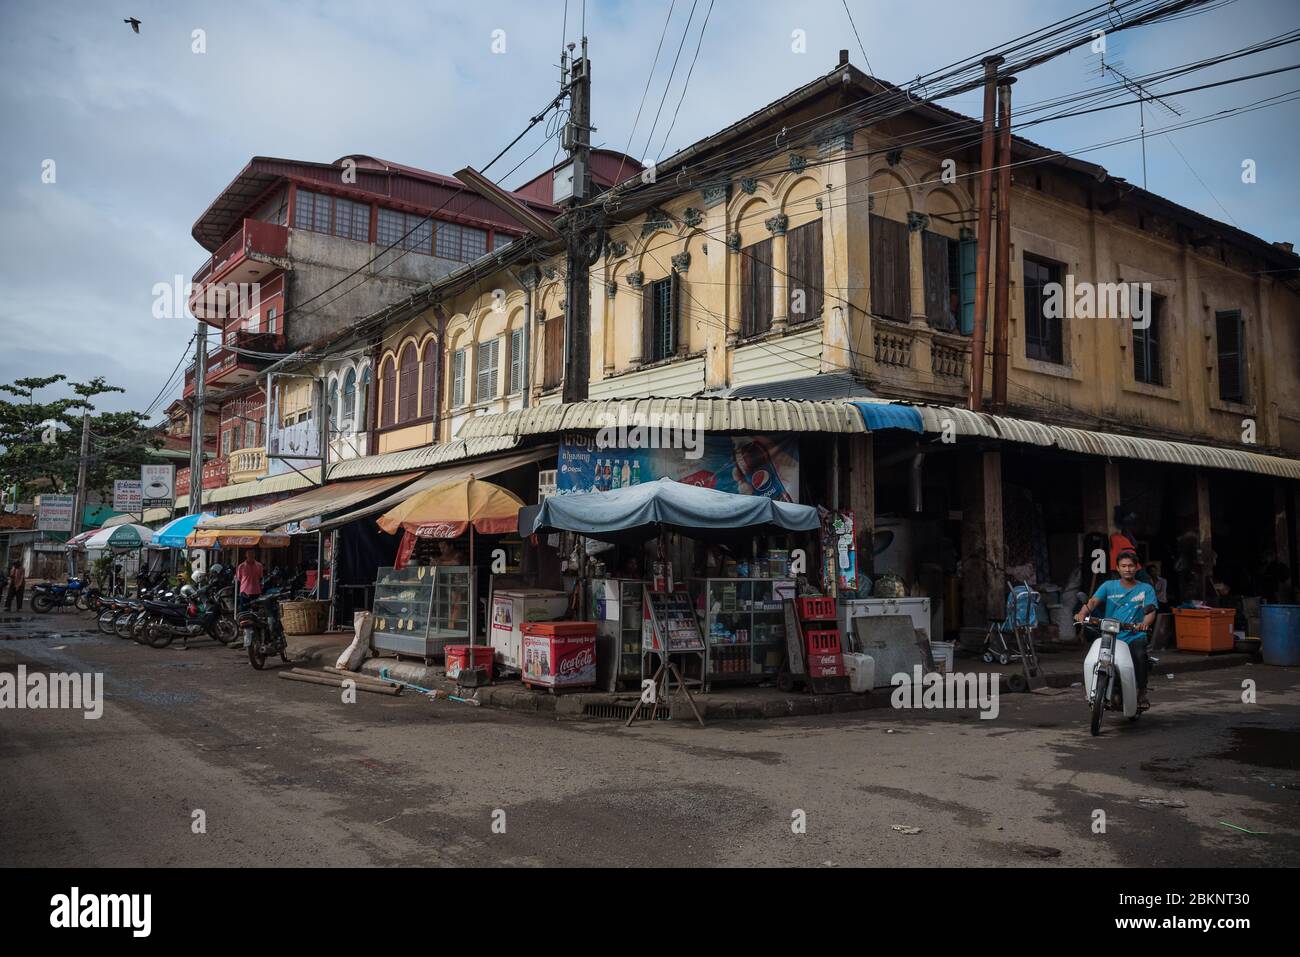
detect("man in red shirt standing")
(235, 549), (264, 614)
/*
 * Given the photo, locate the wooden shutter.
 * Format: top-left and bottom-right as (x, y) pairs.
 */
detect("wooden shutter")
(870, 214), (910, 322)
(922, 232), (951, 328)
(741, 238), (773, 338)
(1216, 310), (1244, 401)
(509, 329), (523, 394)
(420, 340), (437, 417)
(544, 315), (564, 389)
(671, 271), (685, 355)
(641, 282), (655, 362)
(787, 220), (823, 322)
(398, 345), (418, 421)
(379, 358), (395, 427)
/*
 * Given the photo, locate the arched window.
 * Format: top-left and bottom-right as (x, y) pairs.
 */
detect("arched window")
(358, 366), (372, 429)
(341, 368), (357, 430)
(379, 357), (395, 428)
(398, 343), (418, 422)
(420, 339), (437, 417)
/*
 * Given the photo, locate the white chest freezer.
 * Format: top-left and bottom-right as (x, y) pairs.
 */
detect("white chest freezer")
(489, 588), (570, 670)
(840, 597), (932, 646)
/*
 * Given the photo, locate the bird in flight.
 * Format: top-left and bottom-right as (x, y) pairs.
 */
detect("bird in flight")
(124, 17), (141, 34)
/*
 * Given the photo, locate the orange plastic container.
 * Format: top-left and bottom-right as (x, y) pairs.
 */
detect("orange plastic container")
(1172, 607), (1235, 653)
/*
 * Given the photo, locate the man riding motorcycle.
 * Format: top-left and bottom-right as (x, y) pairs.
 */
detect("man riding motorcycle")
(1075, 550), (1158, 709)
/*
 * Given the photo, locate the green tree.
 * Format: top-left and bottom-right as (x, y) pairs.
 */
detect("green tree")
(0, 375), (163, 504)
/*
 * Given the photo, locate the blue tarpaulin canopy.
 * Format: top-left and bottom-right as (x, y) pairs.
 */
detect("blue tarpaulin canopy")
(523, 477), (820, 544)
(152, 512), (213, 548)
(850, 401), (925, 433)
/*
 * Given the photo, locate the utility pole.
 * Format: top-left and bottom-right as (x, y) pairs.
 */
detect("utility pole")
(70, 410), (91, 538)
(991, 76), (1015, 412)
(968, 55), (1003, 414)
(188, 319), (207, 516)
(560, 37), (604, 404)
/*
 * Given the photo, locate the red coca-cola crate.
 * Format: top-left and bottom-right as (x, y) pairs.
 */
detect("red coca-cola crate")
(445, 644), (494, 681)
(804, 628), (844, 678)
(807, 652), (845, 678)
(521, 622), (598, 692)
(796, 596), (836, 621)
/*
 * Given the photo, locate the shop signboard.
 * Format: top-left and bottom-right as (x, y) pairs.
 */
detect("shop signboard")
(36, 494), (75, 532)
(113, 479), (143, 514)
(140, 464), (175, 509)
(557, 432), (798, 500)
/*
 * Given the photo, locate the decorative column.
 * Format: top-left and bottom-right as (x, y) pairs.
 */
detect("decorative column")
(625, 270), (645, 366)
(767, 213), (789, 334)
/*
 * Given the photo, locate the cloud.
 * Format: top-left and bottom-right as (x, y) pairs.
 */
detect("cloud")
(0, 0), (1295, 414)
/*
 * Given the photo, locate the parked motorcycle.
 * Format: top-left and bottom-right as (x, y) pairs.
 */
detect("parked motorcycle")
(30, 576), (89, 613)
(1078, 615), (1153, 736)
(140, 581), (237, 648)
(239, 592), (290, 669)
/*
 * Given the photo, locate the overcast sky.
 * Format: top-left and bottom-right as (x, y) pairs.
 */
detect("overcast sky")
(2, 0), (1296, 415)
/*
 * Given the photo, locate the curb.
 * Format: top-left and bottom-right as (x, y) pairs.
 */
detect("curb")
(343, 651), (1256, 723)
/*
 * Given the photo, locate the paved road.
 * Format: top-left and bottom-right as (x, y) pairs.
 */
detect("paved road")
(2, 613), (1296, 867)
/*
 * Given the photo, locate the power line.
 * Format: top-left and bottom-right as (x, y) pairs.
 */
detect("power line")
(655, 0), (715, 162)
(840, 0), (876, 76)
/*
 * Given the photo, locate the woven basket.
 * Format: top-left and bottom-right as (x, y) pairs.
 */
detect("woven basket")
(280, 599), (325, 636)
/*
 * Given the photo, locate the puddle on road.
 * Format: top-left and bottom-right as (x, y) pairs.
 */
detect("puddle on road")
(1217, 727), (1299, 771)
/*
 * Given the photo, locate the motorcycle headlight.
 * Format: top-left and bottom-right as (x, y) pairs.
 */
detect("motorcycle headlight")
(1101, 619), (1121, 635)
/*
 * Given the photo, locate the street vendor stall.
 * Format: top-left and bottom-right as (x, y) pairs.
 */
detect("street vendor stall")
(525, 478), (821, 691)
(374, 475), (525, 662)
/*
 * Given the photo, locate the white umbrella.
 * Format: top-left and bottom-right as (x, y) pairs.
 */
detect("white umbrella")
(82, 523), (153, 551)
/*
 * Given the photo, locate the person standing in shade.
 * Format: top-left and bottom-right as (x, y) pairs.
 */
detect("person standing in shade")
(235, 549), (264, 616)
(4, 560), (25, 612)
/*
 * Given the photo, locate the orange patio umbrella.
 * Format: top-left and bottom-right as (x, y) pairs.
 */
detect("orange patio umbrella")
(376, 475), (524, 539)
(377, 476), (525, 642)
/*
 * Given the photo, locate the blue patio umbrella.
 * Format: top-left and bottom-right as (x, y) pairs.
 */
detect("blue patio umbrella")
(153, 512), (214, 548)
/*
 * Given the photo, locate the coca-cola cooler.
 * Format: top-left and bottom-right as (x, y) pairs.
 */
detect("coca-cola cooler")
(489, 588), (570, 672)
(520, 621), (598, 692)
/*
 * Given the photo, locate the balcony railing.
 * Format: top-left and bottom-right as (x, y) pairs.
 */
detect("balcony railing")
(192, 219), (289, 286)
(227, 447), (268, 484)
(870, 320), (971, 397)
(183, 330), (286, 395)
(176, 458), (229, 497)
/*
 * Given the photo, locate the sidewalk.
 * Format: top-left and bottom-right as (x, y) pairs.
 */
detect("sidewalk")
(283, 631), (1256, 722)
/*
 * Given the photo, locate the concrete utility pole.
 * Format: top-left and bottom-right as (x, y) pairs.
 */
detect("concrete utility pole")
(70, 410), (91, 538)
(560, 38), (604, 404)
(968, 55), (1003, 414)
(188, 319), (207, 516)
(991, 76), (1015, 412)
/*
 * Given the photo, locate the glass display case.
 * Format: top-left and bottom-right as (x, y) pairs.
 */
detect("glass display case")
(690, 578), (794, 686)
(590, 578), (647, 691)
(371, 565), (473, 662)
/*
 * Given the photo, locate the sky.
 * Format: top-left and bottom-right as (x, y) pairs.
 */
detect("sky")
(1, 0), (1296, 416)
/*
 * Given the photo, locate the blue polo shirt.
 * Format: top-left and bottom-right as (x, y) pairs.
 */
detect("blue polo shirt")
(1091, 579), (1157, 643)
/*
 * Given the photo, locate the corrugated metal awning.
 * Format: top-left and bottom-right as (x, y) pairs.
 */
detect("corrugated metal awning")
(326, 435), (521, 479)
(456, 398), (867, 439)
(855, 400), (1300, 480)
(317, 445), (556, 532)
(198, 472), (420, 532)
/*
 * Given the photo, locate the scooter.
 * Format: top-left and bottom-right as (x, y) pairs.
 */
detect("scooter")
(1078, 615), (1151, 736)
(239, 592), (290, 670)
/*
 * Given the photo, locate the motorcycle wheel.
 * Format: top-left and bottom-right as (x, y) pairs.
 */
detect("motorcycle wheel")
(97, 610), (117, 635)
(146, 621), (175, 649)
(212, 619), (238, 645)
(131, 614), (151, 643)
(114, 612), (136, 639)
(279, 642), (291, 664)
(248, 643), (267, 670)
(1091, 672), (1108, 737)
(75, 593), (92, 612)
(31, 593), (54, 614)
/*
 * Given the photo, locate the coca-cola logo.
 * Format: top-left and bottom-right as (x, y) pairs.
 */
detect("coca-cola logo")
(415, 522), (461, 539)
(557, 646), (595, 676)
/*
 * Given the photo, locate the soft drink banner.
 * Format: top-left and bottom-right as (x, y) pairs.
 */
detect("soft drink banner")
(558, 433), (799, 501)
